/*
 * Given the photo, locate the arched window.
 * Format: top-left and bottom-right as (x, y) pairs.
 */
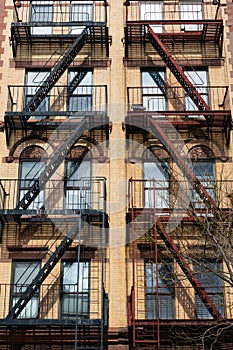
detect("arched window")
(65, 146), (92, 210)
(189, 146), (215, 209)
(19, 146), (46, 210)
(143, 147), (170, 210)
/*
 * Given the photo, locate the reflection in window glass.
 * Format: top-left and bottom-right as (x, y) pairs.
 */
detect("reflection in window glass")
(194, 261), (224, 319)
(142, 71), (166, 111)
(145, 260), (174, 319)
(140, 1), (163, 33)
(70, 1), (94, 34)
(62, 261), (90, 319)
(30, 1), (53, 35)
(65, 159), (91, 210)
(68, 70), (93, 113)
(12, 261), (41, 319)
(144, 162), (169, 209)
(180, 0), (203, 31)
(19, 160), (45, 210)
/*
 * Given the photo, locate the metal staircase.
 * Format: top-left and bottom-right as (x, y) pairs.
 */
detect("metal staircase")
(23, 29), (88, 118)
(156, 218), (223, 320)
(6, 220), (81, 319)
(148, 116), (223, 319)
(149, 118), (218, 213)
(148, 27), (211, 117)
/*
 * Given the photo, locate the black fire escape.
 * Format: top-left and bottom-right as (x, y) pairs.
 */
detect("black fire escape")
(0, 1), (110, 349)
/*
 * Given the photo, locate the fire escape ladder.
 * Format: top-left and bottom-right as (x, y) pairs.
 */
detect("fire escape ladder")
(15, 118), (87, 210)
(6, 219), (81, 320)
(149, 71), (166, 96)
(149, 118), (219, 213)
(156, 218), (223, 320)
(68, 71), (87, 95)
(23, 29), (88, 118)
(148, 27), (211, 119)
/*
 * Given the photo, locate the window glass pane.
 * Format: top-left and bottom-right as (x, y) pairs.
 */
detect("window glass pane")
(145, 261), (174, 319)
(142, 71), (166, 111)
(19, 160), (45, 209)
(70, 1), (94, 34)
(144, 162), (169, 208)
(184, 69), (208, 113)
(26, 71), (50, 118)
(30, 1), (53, 35)
(180, 1), (203, 31)
(68, 71), (93, 113)
(65, 160), (91, 210)
(62, 262), (89, 318)
(191, 161), (215, 208)
(140, 1), (163, 33)
(193, 261), (224, 319)
(12, 262), (40, 319)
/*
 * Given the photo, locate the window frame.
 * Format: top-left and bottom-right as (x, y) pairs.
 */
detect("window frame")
(145, 259), (175, 319)
(143, 160), (170, 209)
(11, 260), (41, 319)
(25, 69), (51, 119)
(179, 0), (203, 32)
(193, 260), (225, 319)
(60, 260), (90, 320)
(141, 69), (166, 112)
(67, 69), (93, 114)
(30, 0), (54, 35)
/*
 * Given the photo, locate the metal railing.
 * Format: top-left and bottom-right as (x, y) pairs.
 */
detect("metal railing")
(128, 284), (233, 321)
(6, 85), (108, 117)
(13, 0), (108, 32)
(125, 0), (221, 23)
(128, 179), (233, 211)
(0, 283), (108, 324)
(127, 86), (230, 113)
(0, 178), (106, 213)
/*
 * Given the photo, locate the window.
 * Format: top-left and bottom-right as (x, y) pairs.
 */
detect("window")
(194, 261), (224, 319)
(65, 154), (91, 210)
(30, 1), (53, 35)
(11, 261), (41, 319)
(61, 261), (90, 319)
(25, 70), (50, 119)
(191, 160), (215, 209)
(68, 70), (93, 114)
(180, 0), (203, 31)
(142, 70), (166, 112)
(19, 146), (46, 210)
(140, 1), (163, 33)
(145, 260), (174, 319)
(70, 1), (94, 35)
(144, 161), (169, 209)
(184, 68), (209, 116)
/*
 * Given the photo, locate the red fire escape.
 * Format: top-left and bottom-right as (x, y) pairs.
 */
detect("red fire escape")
(124, 1), (232, 348)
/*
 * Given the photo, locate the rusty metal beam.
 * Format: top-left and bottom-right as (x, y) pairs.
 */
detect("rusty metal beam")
(156, 218), (223, 320)
(149, 118), (219, 213)
(148, 27), (211, 117)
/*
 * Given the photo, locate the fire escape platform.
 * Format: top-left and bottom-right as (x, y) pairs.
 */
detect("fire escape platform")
(124, 21), (223, 63)
(125, 111), (232, 146)
(11, 23), (110, 58)
(0, 323), (107, 349)
(5, 112), (109, 131)
(127, 319), (233, 348)
(0, 209), (108, 225)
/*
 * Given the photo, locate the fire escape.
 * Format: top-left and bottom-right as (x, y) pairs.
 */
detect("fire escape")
(124, 1), (232, 348)
(0, 1), (110, 349)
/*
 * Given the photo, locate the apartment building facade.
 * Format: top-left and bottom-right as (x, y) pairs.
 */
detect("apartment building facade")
(0, 0), (233, 349)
